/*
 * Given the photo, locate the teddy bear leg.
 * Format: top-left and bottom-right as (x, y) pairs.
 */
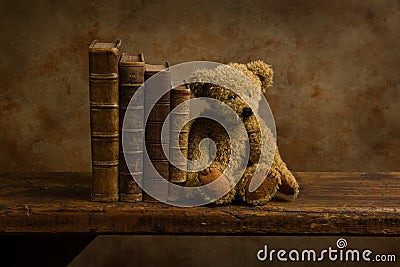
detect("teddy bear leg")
(273, 150), (299, 197)
(237, 164), (281, 205)
(198, 166), (236, 205)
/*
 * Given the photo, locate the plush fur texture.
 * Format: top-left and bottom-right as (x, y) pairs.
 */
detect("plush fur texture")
(185, 61), (299, 205)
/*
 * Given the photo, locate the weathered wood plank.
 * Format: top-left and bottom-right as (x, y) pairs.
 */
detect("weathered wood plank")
(0, 172), (399, 234)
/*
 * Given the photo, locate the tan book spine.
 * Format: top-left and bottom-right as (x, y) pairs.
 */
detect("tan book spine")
(143, 63), (171, 202)
(169, 83), (191, 184)
(118, 54), (145, 202)
(89, 40), (121, 202)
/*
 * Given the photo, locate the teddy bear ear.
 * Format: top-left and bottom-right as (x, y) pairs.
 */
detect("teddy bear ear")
(246, 60), (274, 93)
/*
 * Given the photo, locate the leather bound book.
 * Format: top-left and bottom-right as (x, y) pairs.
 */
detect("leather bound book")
(169, 83), (191, 184)
(143, 63), (171, 202)
(89, 40), (121, 202)
(118, 53), (145, 202)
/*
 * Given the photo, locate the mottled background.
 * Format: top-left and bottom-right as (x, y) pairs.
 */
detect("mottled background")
(0, 0), (399, 172)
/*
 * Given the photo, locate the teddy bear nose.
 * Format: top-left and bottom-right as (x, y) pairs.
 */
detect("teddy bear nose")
(242, 107), (253, 118)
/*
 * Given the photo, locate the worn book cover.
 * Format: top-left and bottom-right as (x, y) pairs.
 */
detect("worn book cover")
(89, 39), (121, 202)
(169, 83), (191, 184)
(143, 63), (171, 202)
(118, 53), (145, 202)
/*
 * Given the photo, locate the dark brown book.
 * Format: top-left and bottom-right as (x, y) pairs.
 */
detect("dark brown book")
(89, 40), (121, 202)
(118, 54), (145, 202)
(169, 83), (191, 184)
(143, 63), (171, 202)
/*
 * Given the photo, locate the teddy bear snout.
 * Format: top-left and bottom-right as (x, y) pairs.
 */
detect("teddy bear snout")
(242, 107), (253, 118)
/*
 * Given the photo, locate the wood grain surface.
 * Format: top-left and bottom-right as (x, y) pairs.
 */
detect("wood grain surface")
(0, 172), (399, 234)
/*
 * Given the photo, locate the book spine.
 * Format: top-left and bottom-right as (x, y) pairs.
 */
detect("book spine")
(143, 67), (171, 202)
(118, 55), (145, 202)
(169, 84), (191, 184)
(89, 40), (121, 202)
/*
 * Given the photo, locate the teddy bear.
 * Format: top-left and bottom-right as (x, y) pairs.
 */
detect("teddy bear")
(184, 60), (299, 205)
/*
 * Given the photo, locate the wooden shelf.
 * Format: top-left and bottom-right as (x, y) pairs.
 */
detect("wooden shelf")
(0, 172), (399, 234)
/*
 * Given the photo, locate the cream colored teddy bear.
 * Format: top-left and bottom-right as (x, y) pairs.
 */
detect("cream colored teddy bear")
(185, 61), (299, 205)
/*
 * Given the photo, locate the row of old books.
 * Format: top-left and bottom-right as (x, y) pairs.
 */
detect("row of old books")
(89, 39), (190, 202)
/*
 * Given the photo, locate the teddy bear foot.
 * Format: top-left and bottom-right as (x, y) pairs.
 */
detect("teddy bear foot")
(277, 169), (299, 198)
(244, 171), (281, 205)
(198, 167), (235, 204)
(279, 176), (299, 198)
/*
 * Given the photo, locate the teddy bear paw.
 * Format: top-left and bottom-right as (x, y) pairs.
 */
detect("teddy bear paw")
(198, 167), (235, 204)
(244, 171), (281, 205)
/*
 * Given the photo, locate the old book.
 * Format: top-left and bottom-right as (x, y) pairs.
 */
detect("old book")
(167, 82), (191, 203)
(89, 40), (121, 202)
(169, 82), (191, 184)
(118, 53), (145, 202)
(143, 62), (171, 202)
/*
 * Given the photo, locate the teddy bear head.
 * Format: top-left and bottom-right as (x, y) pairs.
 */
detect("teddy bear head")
(189, 60), (273, 128)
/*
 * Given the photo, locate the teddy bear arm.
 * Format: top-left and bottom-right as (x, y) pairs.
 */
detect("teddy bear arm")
(185, 120), (208, 187)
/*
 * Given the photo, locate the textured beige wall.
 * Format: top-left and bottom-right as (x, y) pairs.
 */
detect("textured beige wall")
(0, 0), (399, 172)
